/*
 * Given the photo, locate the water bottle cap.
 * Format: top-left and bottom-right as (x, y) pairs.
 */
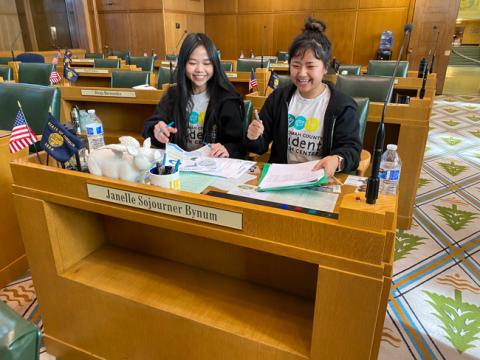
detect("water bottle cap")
(87, 109), (96, 114)
(387, 144), (397, 151)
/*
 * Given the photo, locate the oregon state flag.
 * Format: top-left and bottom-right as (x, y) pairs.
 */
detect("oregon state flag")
(267, 71), (280, 90)
(64, 64), (78, 83)
(40, 113), (84, 162)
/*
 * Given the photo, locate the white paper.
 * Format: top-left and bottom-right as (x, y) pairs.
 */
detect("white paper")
(259, 161), (325, 189)
(344, 175), (367, 192)
(211, 173), (256, 191)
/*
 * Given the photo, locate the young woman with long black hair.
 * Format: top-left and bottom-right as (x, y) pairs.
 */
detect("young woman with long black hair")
(143, 33), (245, 158)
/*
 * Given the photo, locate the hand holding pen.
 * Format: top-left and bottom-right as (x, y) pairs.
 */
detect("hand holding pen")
(247, 109), (264, 140)
(203, 142), (229, 158)
(154, 121), (177, 144)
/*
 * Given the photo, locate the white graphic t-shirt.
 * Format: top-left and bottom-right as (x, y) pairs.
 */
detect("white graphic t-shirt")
(287, 87), (331, 163)
(186, 91), (210, 151)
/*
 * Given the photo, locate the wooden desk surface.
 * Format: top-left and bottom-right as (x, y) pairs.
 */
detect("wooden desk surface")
(12, 152), (396, 359)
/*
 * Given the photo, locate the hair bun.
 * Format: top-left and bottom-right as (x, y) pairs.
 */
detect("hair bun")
(304, 17), (326, 33)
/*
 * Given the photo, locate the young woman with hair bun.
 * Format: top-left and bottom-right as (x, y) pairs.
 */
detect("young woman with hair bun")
(245, 17), (362, 176)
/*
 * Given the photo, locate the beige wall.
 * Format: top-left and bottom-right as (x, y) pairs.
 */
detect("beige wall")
(460, 20), (480, 44)
(204, 0), (415, 63)
(0, 0), (25, 52)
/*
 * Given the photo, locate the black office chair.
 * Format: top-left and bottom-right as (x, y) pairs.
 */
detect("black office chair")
(15, 53), (45, 63)
(128, 56), (155, 72)
(277, 51), (288, 62)
(18, 63), (54, 86)
(335, 75), (391, 103)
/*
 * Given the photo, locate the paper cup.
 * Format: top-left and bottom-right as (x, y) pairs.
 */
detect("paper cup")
(149, 166), (180, 190)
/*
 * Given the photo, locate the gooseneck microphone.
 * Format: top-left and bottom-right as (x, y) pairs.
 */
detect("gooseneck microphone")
(365, 23), (413, 204)
(429, 26), (439, 74)
(10, 30), (22, 61)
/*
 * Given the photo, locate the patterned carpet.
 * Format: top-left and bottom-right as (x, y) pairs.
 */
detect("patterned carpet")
(1, 95), (479, 359)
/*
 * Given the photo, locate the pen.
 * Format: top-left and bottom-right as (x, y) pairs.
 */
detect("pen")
(173, 160), (180, 173)
(161, 121), (174, 134)
(332, 176), (344, 186)
(254, 109), (261, 122)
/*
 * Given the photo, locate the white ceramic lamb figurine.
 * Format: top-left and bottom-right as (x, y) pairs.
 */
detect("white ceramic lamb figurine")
(88, 136), (162, 183)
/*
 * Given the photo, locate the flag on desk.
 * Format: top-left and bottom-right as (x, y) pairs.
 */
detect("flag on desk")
(248, 69), (257, 92)
(63, 64), (78, 83)
(9, 106), (38, 153)
(267, 71), (280, 90)
(40, 113), (84, 163)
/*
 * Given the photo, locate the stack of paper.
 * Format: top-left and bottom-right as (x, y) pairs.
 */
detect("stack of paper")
(258, 161), (327, 191)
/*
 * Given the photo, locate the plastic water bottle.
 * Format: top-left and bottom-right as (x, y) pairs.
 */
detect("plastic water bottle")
(379, 144), (401, 195)
(85, 109), (105, 151)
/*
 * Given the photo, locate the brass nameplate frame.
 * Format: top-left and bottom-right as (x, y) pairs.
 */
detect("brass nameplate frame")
(87, 184), (243, 230)
(81, 90), (137, 98)
(226, 72), (238, 78)
(75, 68), (109, 74)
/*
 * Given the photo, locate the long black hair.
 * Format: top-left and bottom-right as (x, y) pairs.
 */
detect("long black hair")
(288, 17), (332, 68)
(173, 33), (239, 147)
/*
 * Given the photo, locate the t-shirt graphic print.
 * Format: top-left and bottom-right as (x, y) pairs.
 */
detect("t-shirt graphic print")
(287, 87), (331, 163)
(186, 91), (209, 151)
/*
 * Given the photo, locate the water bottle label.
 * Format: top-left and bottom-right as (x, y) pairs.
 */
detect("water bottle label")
(379, 169), (400, 180)
(86, 124), (103, 136)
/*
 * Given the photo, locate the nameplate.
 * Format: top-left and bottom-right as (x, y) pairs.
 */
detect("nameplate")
(394, 79), (398, 84)
(71, 58), (94, 63)
(75, 68), (109, 74)
(81, 89), (136, 98)
(87, 184), (243, 230)
(272, 64), (289, 68)
(226, 72), (238, 78)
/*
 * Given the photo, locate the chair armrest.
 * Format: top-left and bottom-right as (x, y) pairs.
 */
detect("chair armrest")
(356, 149), (371, 177)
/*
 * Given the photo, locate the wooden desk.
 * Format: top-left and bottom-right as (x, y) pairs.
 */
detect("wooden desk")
(0, 131), (28, 287)
(245, 92), (431, 229)
(12, 153), (396, 359)
(0, 49), (85, 65)
(60, 86), (164, 144)
(269, 62), (289, 73)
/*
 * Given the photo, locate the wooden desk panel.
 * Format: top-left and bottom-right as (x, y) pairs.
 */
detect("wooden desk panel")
(245, 92), (432, 229)
(11, 153), (396, 359)
(0, 131), (28, 287)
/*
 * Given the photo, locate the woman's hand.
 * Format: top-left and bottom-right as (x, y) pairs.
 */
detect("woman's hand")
(209, 143), (229, 158)
(313, 155), (339, 178)
(247, 119), (264, 140)
(153, 121), (177, 144)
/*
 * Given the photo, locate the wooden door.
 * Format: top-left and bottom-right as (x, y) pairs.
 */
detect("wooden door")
(408, 0), (460, 94)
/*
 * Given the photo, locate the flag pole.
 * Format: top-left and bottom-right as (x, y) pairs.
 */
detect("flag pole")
(17, 101), (43, 165)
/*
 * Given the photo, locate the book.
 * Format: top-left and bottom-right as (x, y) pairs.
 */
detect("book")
(258, 161), (328, 192)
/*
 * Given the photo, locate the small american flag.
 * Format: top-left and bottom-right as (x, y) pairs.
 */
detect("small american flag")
(249, 69), (258, 92)
(9, 107), (38, 153)
(49, 70), (62, 84)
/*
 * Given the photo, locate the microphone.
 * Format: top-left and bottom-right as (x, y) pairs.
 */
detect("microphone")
(261, 25), (267, 68)
(175, 29), (188, 54)
(365, 23), (413, 204)
(429, 26), (439, 74)
(10, 30), (22, 61)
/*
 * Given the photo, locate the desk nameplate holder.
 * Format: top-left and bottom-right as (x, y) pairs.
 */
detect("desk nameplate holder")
(74, 68), (109, 74)
(226, 72), (238, 78)
(87, 184), (243, 230)
(80, 89), (137, 98)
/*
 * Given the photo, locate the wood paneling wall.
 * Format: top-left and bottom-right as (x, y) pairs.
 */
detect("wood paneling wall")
(0, 1), (25, 51)
(205, 0), (416, 64)
(95, 0), (204, 57)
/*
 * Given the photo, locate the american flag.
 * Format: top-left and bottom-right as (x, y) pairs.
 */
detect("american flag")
(9, 108), (38, 153)
(249, 69), (258, 92)
(49, 70), (62, 84)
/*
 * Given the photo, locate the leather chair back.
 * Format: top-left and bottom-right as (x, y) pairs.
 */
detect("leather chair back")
(221, 61), (233, 72)
(352, 97), (369, 143)
(0, 57), (12, 65)
(335, 75), (391, 102)
(165, 54), (177, 61)
(0, 66), (13, 81)
(110, 50), (130, 60)
(94, 59), (120, 68)
(111, 71), (150, 88)
(157, 67), (172, 87)
(85, 52), (104, 59)
(18, 63), (54, 86)
(338, 65), (362, 76)
(15, 53), (45, 63)
(367, 60), (409, 77)
(236, 59), (270, 72)
(128, 56), (155, 72)
(277, 51), (288, 62)
(278, 74), (292, 88)
(0, 83), (61, 134)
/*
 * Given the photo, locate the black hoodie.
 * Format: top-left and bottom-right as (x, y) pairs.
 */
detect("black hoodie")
(244, 81), (362, 172)
(142, 86), (246, 159)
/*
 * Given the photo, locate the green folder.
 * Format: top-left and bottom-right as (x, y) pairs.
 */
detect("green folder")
(257, 163), (328, 192)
